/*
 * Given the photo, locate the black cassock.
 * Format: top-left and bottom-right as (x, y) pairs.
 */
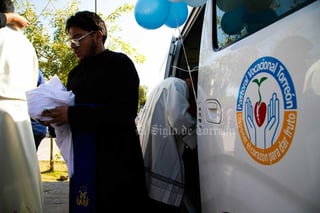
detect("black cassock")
(67, 50), (148, 212)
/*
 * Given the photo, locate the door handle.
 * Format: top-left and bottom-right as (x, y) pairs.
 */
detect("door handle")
(205, 99), (222, 124)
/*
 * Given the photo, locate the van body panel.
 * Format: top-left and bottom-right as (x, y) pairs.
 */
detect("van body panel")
(196, 0), (320, 212)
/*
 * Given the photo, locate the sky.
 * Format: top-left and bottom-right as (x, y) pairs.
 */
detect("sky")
(18, 0), (183, 93)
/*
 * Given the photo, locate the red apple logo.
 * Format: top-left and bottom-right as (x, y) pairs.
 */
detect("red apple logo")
(253, 77), (267, 127)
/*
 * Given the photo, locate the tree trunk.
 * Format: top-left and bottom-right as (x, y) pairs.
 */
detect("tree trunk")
(49, 136), (54, 172)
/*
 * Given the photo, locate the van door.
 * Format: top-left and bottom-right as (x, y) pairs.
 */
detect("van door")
(164, 6), (205, 213)
(197, 0), (320, 212)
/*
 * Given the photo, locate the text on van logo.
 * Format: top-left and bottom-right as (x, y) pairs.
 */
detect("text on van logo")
(236, 56), (297, 165)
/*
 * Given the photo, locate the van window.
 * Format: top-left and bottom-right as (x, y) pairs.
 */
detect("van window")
(215, 0), (315, 49)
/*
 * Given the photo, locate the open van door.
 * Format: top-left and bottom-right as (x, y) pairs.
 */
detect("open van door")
(163, 5), (206, 213)
(164, 6), (204, 79)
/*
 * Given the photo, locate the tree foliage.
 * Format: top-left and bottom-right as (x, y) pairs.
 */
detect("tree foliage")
(138, 85), (148, 111)
(14, 0), (148, 111)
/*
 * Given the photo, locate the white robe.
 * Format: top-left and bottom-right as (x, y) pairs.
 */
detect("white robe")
(0, 26), (43, 213)
(137, 77), (197, 207)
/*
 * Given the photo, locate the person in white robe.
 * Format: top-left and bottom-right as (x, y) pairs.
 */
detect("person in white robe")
(0, 1), (43, 212)
(137, 77), (197, 212)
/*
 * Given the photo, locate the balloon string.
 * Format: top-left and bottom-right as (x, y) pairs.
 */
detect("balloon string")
(176, 24), (198, 102)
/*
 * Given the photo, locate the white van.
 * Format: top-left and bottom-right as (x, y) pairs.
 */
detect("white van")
(164, 0), (320, 212)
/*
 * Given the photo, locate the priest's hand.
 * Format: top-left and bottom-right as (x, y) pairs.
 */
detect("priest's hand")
(41, 106), (69, 126)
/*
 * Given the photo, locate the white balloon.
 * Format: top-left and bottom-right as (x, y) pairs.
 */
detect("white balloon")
(184, 0), (207, 7)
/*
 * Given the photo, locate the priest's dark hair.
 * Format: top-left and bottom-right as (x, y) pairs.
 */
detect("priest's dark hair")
(0, 0), (14, 13)
(65, 11), (107, 44)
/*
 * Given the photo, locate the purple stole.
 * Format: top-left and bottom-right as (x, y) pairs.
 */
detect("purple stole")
(69, 133), (96, 212)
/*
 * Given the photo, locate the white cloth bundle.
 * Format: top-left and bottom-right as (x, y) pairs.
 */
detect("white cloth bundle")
(26, 75), (75, 177)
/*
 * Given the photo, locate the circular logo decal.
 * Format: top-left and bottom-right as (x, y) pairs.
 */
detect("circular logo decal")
(236, 56), (297, 165)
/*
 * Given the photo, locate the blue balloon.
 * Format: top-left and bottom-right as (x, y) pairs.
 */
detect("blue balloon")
(245, 8), (278, 33)
(165, 2), (188, 28)
(134, 0), (171, 30)
(221, 6), (245, 35)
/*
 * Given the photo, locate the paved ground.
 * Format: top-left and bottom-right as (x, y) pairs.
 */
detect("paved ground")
(43, 181), (69, 213)
(38, 137), (69, 213)
(37, 137), (62, 161)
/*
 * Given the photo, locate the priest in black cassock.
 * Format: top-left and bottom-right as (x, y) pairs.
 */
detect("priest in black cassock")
(42, 11), (148, 212)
